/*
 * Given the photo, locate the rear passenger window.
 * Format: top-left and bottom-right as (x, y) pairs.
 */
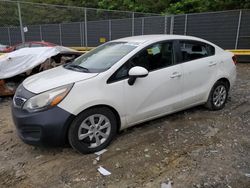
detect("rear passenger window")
(178, 41), (215, 63)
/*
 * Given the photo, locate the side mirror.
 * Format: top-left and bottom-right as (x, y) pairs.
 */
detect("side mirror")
(128, 66), (148, 85)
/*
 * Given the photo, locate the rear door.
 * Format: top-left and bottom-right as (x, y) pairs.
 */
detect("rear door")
(176, 40), (217, 107)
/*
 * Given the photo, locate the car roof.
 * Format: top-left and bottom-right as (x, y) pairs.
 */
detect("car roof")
(30, 41), (55, 44)
(113, 34), (211, 45)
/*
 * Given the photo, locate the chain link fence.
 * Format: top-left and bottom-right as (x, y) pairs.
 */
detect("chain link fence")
(0, 0), (249, 49)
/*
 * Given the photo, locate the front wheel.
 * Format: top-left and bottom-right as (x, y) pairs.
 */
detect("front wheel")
(68, 107), (117, 154)
(205, 81), (229, 110)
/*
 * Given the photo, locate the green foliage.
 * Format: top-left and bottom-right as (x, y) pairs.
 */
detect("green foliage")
(167, 0), (250, 14)
(167, 0), (208, 14)
(1, 0), (250, 26)
(0, 1), (20, 27)
(21, 0), (250, 14)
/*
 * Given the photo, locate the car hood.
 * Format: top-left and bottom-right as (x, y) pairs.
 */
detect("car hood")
(23, 66), (98, 94)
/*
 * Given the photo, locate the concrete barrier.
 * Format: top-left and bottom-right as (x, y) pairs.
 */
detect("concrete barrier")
(1, 48), (250, 58)
(0, 47), (94, 56)
(227, 49), (250, 55)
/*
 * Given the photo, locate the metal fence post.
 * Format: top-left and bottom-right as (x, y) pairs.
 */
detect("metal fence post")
(235, 10), (242, 49)
(164, 15), (167, 34)
(131, 12), (135, 36)
(141, 17), (144, 35)
(79, 22), (83, 46)
(59, 24), (62, 45)
(84, 8), (88, 47)
(7, 27), (11, 46)
(17, 2), (25, 43)
(109, 20), (112, 41)
(81, 22), (85, 47)
(184, 14), (188, 35)
(170, 15), (174, 34)
(39, 25), (43, 41)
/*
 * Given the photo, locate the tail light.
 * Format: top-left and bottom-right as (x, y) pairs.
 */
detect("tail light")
(232, 55), (237, 65)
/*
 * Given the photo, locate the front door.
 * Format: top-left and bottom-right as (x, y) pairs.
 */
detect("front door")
(109, 41), (184, 125)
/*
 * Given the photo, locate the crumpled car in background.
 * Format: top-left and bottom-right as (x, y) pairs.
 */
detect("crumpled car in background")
(0, 46), (82, 96)
(0, 44), (8, 52)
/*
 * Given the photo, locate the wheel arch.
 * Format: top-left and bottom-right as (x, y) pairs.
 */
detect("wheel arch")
(205, 77), (231, 103)
(205, 77), (230, 110)
(82, 104), (121, 132)
(64, 104), (121, 143)
(216, 77), (230, 90)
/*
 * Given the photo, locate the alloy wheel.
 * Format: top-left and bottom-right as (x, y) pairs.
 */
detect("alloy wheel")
(212, 85), (227, 107)
(78, 114), (111, 148)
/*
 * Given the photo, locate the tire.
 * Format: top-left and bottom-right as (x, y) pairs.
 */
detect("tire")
(205, 80), (229, 111)
(68, 107), (117, 154)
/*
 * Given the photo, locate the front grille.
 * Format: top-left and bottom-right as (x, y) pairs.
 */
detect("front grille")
(14, 96), (27, 108)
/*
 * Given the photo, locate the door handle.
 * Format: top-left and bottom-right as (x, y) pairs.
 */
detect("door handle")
(208, 62), (217, 67)
(170, 72), (182, 78)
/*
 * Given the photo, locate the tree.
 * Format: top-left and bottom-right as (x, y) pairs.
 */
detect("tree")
(1, 0), (250, 26)
(167, 0), (250, 14)
(20, 0), (250, 14)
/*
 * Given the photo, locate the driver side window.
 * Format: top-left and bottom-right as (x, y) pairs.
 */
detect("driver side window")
(108, 41), (174, 82)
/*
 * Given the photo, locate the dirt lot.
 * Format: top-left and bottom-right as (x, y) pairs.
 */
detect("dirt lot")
(0, 63), (249, 188)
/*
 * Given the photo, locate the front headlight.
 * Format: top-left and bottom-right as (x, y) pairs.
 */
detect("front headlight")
(23, 83), (73, 112)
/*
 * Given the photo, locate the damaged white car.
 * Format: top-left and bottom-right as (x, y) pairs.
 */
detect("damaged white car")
(12, 35), (236, 154)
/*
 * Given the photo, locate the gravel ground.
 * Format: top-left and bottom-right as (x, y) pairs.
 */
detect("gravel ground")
(0, 63), (249, 188)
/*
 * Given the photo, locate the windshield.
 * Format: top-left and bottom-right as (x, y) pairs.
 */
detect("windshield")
(64, 42), (138, 73)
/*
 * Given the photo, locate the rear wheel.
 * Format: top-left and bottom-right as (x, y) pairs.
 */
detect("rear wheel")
(205, 81), (229, 110)
(68, 107), (117, 154)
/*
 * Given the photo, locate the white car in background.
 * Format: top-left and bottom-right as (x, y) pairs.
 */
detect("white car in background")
(12, 35), (236, 154)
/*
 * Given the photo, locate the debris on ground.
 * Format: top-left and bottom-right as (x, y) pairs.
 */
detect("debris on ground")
(94, 149), (107, 156)
(115, 162), (122, 169)
(95, 156), (100, 161)
(93, 160), (98, 165)
(245, 173), (250, 178)
(97, 166), (111, 176)
(161, 181), (173, 188)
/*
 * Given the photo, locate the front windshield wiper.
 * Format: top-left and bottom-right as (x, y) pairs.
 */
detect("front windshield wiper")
(64, 64), (89, 72)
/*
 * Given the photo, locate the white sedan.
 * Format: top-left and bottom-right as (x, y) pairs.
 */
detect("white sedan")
(12, 35), (236, 154)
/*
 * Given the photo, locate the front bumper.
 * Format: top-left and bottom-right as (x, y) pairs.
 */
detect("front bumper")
(12, 105), (75, 146)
